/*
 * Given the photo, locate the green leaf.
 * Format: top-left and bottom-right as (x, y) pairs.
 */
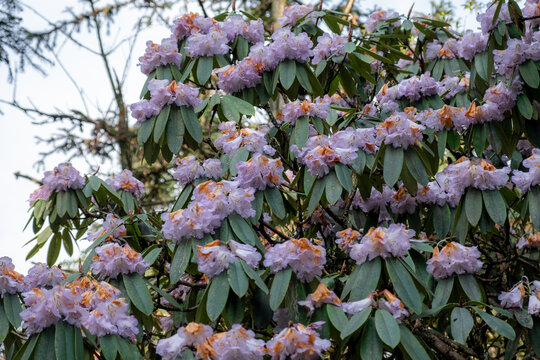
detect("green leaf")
(341, 307), (371, 339)
(35, 326), (55, 358)
(241, 261), (269, 294)
(383, 147), (404, 187)
(473, 306), (515, 339)
(465, 188), (483, 226)
(56, 190), (67, 217)
(123, 273), (154, 315)
(3, 293), (22, 328)
(226, 95), (255, 116)
(325, 171), (342, 205)
(374, 309), (401, 348)
(181, 106), (202, 143)
(348, 258), (382, 301)
(385, 258), (422, 314)
(14, 333), (40, 360)
(280, 60), (296, 90)
(520, 60), (540, 88)
(66, 191), (78, 218)
(529, 187), (540, 230)
(228, 260), (249, 297)
(100, 335), (119, 360)
(432, 276), (454, 309)
(433, 204), (451, 237)
(451, 307), (473, 344)
(166, 106), (184, 154)
(308, 177), (326, 215)
(170, 240), (192, 284)
(221, 96), (241, 122)
(269, 268), (292, 310)
(197, 56), (214, 84)
(326, 305), (348, 332)
(228, 213), (257, 245)
(294, 116), (309, 148)
(360, 319), (382, 360)
(405, 148), (429, 186)
(207, 272), (230, 321)
(264, 187), (286, 219)
(458, 274), (483, 302)
(143, 247), (162, 266)
(335, 164), (353, 192)
(474, 52), (488, 81)
(399, 325), (430, 360)
(153, 104), (171, 143)
(117, 336), (142, 360)
(0, 302), (9, 342)
(55, 321), (78, 360)
(473, 124), (486, 155)
(137, 116), (156, 145)
(482, 190), (506, 225)
(514, 308), (533, 329)
(517, 93), (534, 119)
(296, 64), (312, 92)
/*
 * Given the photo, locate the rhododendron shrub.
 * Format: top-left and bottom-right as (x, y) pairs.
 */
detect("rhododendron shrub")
(5, 1), (540, 359)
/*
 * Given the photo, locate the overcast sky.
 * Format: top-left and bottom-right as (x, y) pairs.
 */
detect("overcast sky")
(0, 0), (476, 273)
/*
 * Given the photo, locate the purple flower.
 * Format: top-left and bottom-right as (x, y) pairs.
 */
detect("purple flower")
(186, 28), (230, 57)
(516, 232), (540, 249)
(157, 322), (213, 360)
(477, 3), (510, 34)
(342, 295), (374, 315)
(426, 242), (483, 280)
(42, 162), (85, 193)
(266, 323), (331, 360)
(28, 185), (52, 205)
(202, 159), (223, 179)
(138, 36), (182, 75)
(87, 213), (127, 242)
(234, 153), (285, 191)
(24, 263), (66, 289)
(171, 13), (216, 39)
(457, 31), (487, 60)
(196, 240), (237, 278)
(365, 10), (401, 32)
(91, 243), (148, 279)
(349, 224), (414, 265)
(173, 155), (204, 186)
(106, 169), (145, 197)
(498, 283), (525, 308)
(20, 288), (61, 334)
(263, 238), (326, 282)
(129, 100), (160, 125)
(278, 5), (316, 27)
(218, 16), (264, 44)
(375, 112), (425, 149)
(270, 28), (314, 63)
(229, 240), (261, 268)
(215, 58), (263, 93)
(378, 290), (409, 323)
(83, 297), (139, 340)
(335, 228), (362, 254)
(0, 257), (25, 297)
(298, 282), (342, 315)
(198, 324), (266, 360)
(312, 33), (347, 64)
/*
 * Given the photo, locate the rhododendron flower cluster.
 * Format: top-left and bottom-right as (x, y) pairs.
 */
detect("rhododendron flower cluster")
(516, 232), (540, 249)
(298, 282), (342, 315)
(512, 148), (540, 192)
(0, 257), (25, 296)
(106, 169), (145, 197)
(20, 277), (138, 339)
(233, 153), (285, 190)
(499, 282), (526, 308)
(196, 324), (266, 360)
(292, 128), (377, 178)
(376, 73), (439, 112)
(172, 155), (223, 186)
(264, 238), (326, 282)
(266, 323), (331, 360)
(215, 121), (275, 156)
(91, 243), (148, 279)
(130, 79), (202, 125)
(24, 263), (65, 289)
(347, 224), (415, 265)
(161, 180), (256, 242)
(156, 322), (214, 360)
(138, 36), (182, 75)
(343, 290), (410, 323)
(427, 242), (483, 280)
(375, 111), (425, 148)
(278, 4), (316, 27)
(196, 240), (260, 278)
(279, 94), (348, 125)
(438, 74), (470, 99)
(365, 10), (401, 32)
(87, 213), (127, 242)
(477, 2), (511, 33)
(29, 162), (85, 204)
(312, 33), (348, 65)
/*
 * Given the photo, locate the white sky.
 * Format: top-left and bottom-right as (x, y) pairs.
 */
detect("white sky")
(0, 0), (476, 273)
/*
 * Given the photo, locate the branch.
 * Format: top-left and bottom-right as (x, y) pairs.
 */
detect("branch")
(14, 172), (42, 185)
